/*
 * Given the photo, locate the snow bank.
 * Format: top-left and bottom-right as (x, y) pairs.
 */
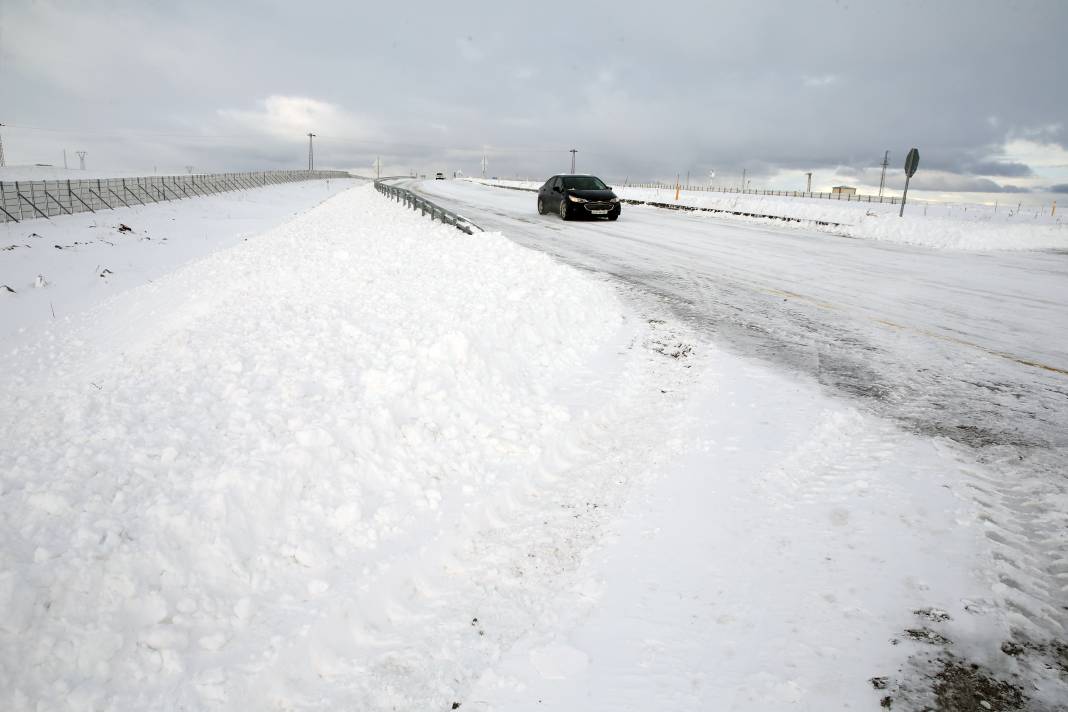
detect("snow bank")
(0, 184), (626, 709)
(473, 179), (1068, 251)
(829, 209), (1068, 250)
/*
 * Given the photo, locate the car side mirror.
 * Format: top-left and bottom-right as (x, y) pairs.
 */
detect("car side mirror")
(552, 186), (561, 192)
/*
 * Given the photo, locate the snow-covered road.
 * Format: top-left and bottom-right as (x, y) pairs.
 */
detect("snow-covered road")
(414, 181), (1067, 439)
(415, 178), (1066, 459)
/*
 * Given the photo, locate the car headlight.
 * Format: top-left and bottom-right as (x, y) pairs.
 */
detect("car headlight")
(568, 194), (588, 203)
(609, 197), (620, 203)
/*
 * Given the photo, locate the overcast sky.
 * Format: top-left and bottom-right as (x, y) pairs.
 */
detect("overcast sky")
(3, 0), (1066, 201)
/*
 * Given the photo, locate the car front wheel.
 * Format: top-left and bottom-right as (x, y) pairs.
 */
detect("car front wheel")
(559, 198), (570, 221)
(537, 197), (546, 215)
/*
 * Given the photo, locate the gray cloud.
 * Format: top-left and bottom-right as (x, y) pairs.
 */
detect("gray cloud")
(3, 0), (1066, 198)
(963, 161), (1034, 178)
(988, 183), (1032, 194)
(1050, 184), (1068, 194)
(900, 174), (1032, 194)
(834, 166), (1033, 194)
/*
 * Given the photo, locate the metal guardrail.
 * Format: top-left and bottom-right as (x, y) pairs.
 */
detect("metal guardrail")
(373, 179), (483, 235)
(0, 169), (353, 223)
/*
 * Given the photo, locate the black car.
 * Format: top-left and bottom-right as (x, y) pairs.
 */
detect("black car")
(537, 174), (621, 221)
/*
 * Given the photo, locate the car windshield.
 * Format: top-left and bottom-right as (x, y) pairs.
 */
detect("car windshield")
(562, 176), (608, 190)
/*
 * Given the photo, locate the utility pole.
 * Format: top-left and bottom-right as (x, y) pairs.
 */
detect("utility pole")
(569, 148), (578, 174)
(805, 172), (812, 193)
(375, 156), (381, 179)
(481, 153), (488, 178)
(76, 151), (87, 170)
(0, 123), (6, 167)
(878, 150), (889, 199)
(307, 133), (316, 171)
(63, 149), (68, 169)
(741, 168), (747, 192)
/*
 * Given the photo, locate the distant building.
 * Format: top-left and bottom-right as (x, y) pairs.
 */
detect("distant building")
(831, 185), (857, 196)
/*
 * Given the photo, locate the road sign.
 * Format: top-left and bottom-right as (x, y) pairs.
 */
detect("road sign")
(904, 148), (920, 178)
(900, 147), (920, 217)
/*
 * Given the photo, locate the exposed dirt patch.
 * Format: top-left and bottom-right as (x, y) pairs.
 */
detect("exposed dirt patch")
(650, 340), (693, 360)
(645, 317), (695, 361)
(902, 627), (953, 646)
(914, 608), (953, 623)
(875, 612), (1068, 711)
(932, 657), (1027, 711)
(878, 652), (1029, 711)
(999, 638), (1068, 675)
(869, 606), (1068, 710)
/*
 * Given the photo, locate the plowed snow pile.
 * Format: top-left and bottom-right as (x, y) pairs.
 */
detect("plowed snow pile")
(0, 185), (648, 708)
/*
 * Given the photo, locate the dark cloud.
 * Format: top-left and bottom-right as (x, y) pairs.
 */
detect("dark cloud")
(864, 170), (1032, 194)
(1050, 184), (1068, 194)
(963, 161), (1034, 177)
(922, 176), (1032, 194)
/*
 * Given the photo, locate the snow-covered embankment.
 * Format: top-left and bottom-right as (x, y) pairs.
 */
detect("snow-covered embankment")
(0, 184), (680, 708)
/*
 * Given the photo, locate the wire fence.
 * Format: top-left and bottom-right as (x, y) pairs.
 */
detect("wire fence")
(0, 169), (352, 223)
(622, 182), (900, 204)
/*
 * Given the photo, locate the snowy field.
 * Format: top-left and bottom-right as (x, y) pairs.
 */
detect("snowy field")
(474, 178), (1068, 251)
(1, 179), (358, 345)
(2, 182), (1066, 709)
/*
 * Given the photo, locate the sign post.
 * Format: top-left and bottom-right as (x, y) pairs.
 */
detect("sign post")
(900, 147), (920, 217)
